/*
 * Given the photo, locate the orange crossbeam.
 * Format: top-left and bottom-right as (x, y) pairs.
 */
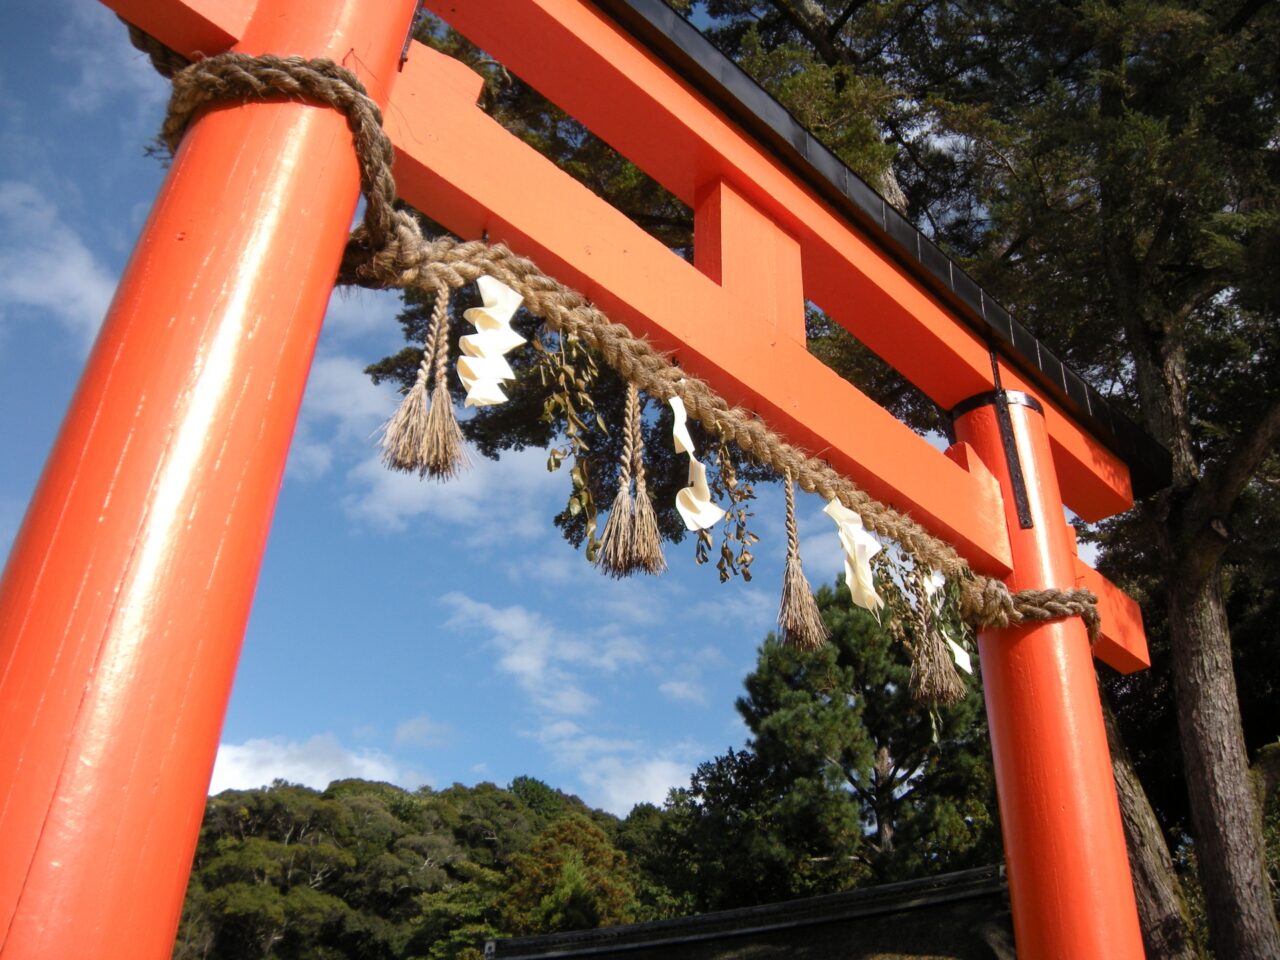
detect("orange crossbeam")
(429, 0), (1134, 524)
(108, 0), (253, 57)
(388, 48), (1012, 575)
(387, 43), (1148, 671)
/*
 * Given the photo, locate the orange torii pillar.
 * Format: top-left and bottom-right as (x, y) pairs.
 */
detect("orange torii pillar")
(0, 2), (1149, 959)
(0, 0), (419, 957)
(953, 387), (1145, 957)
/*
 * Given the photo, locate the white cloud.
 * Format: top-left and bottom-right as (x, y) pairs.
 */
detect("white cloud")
(210, 734), (424, 794)
(0, 181), (117, 348)
(322, 286), (405, 340)
(504, 547), (580, 586)
(531, 721), (697, 816)
(441, 593), (648, 721)
(287, 353), (397, 480)
(54, 1), (169, 119)
(687, 583), (778, 632)
(393, 713), (451, 748)
(659, 679), (708, 706)
(582, 757), (691, 815)
(345, 444), (565, 539)
(442, 592), (598, 715)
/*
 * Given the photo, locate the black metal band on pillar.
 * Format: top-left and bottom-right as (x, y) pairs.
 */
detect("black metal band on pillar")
(951, 351), (1036, 530)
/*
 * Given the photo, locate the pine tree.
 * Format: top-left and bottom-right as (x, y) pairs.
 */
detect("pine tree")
(660, 582), (999, 911)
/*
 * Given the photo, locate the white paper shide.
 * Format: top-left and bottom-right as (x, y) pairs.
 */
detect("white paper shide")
(823, 499), (884, 616)
(459, 276), (525, 407)
(669, 395), (725, 531)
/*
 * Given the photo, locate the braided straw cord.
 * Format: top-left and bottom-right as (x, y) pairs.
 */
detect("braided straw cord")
(127, 22), (1102, 649)
(596, 383), (666, 576)
(778, 471), (827, 650)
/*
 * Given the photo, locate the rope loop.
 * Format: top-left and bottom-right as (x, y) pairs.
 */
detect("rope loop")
(125, 22), (1105, 651)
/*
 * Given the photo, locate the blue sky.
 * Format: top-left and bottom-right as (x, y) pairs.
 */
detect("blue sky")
(0, 0), (854, 816)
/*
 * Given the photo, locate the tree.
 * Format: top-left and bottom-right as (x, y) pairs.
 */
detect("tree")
(391, 3), (1280, 957)
(659, 582), (1000, 912)
(502, 817), (638, 935)
(373, 3), (1279, 952)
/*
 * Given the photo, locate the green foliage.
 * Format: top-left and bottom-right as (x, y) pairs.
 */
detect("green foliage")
(654, 582), (999, 912)
(503, 817), (638, 935)
(176, 590), (1003, 954)
(174, 778), (645, 959)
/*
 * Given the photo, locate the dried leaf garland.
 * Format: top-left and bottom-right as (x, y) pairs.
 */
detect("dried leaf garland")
(877, 553), (970, 704)
(536, 329), (605, 561)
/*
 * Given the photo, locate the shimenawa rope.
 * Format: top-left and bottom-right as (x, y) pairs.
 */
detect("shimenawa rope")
(125, 28), (1104, 689)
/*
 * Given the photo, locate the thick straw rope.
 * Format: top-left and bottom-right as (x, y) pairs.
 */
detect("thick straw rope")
(126, 27), (1102, 647)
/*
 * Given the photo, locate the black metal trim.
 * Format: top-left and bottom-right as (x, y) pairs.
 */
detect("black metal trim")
(586, 0), (1172, 498)
(951, 389), (1044, 419)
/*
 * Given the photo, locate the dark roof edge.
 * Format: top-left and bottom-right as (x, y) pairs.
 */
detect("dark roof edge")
(590, 0), (1171, 498)
(487, 866), (1007, 959)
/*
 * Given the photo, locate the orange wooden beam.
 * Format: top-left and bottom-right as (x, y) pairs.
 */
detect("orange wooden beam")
(0, 1), (419, 956)
(428, 0), (1135, 524)
(954, 396), (1144, 957)
(105, 0), (255, 58)
(99, 0), (1147, 667)
(388, 47), (1013, 576)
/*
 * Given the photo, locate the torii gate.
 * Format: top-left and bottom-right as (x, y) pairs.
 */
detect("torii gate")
(0, 1), (1167, 957)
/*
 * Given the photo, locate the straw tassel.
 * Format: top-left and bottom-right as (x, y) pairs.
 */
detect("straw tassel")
(909, 626), (967, 705)
(778, 471), (827, 650)
(908, 568), (967, 703)
(379, 288), (467, 479)
(596, 383), (666, 577)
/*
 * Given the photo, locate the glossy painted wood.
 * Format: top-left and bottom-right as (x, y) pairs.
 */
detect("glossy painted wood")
(0, 1), (418, 956)
(386, 41), (1148, 669)
(426, 0), (1135, 524)
(387, 43), (1014, 577)
(954, 394), (1145, 959)
(2, 0), (1152, 956)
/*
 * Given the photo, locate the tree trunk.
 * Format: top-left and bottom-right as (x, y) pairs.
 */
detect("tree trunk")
(1166, 569), (1280, 959)
(1101, 689), (1201, 960)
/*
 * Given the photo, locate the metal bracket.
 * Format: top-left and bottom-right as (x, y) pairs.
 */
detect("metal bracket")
(951, 352), (1037, 529)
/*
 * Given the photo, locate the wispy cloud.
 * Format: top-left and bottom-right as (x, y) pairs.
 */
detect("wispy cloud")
(393, 713), (452, 748)
(532, 721), (699, 816)
(53, 1), (169, 121)
(441, 592), (646, 716)
(0, 181), (116, 348)
(344, 445), (565, 539)
(659, 679), (708, 706)
(210, 734), (427, 794)
(288, 353), (397, 480)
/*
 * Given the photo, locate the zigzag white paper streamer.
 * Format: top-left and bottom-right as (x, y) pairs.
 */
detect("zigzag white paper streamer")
(823, 499), (884, 615)
(669, 395), (725, 531)
(459, 276), (525, 407)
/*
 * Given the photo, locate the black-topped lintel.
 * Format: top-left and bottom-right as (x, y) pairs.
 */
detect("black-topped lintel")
(591, 0), (1172, 498)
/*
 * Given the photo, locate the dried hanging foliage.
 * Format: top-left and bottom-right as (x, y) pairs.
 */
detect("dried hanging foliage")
(535, 329), (605, 561)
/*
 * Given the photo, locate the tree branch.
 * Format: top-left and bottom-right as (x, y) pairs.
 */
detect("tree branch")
(1180, 395), (1280, 580)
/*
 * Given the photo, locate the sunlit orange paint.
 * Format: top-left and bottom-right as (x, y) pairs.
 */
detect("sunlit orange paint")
(428, 0), (1135, 523)
(1, 0), (1153, 957)
(955, 394), (1144, 959)
(387, 47), (1015, 576)
(0, 1), (418, 957)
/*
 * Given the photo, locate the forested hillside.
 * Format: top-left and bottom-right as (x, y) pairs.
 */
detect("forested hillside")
(176, 590), (1005, 959)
